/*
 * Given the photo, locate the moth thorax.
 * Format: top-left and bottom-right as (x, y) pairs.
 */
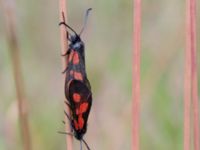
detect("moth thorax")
(73, 42), (84, 50)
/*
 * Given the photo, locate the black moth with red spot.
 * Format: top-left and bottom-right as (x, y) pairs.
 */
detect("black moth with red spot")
(59, 8), (92, 149)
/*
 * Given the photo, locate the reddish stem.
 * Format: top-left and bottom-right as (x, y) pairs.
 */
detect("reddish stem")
(132, 0), (141, 149)
(184, 0), (192, 149)
(184, 0), (199, 149)
(190, 0), (199, 149)
(59, 0), (73, 149)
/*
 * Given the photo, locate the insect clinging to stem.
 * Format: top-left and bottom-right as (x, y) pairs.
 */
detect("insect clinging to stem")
(59, 8), (93, 150)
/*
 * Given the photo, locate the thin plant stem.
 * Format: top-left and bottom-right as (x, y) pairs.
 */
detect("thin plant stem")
(132, 0), (141, 149)
(59, 0), (73, 150)
(190, 0), (199, 149)
(2, 0), (32, 150)
(184, 0), (199, 149)
(184, 0), (192, 149)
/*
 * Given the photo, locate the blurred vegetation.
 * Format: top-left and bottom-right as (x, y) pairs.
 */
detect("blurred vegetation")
(0, 0), (199, 150)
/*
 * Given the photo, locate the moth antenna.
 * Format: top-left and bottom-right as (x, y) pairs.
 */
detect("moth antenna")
(60, 11), (79, 36)
(82, 139), (91, 150)
(66, 31), (72, 42)
(61, 11), (66, 23)
(79, 8), (92, 36)
(57, 131), (73, 136)
(80, 140), (83, 150)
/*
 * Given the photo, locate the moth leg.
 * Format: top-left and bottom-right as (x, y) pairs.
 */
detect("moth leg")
(65, 101), (72, 109)
(63, 101), (72, 121)
(66, 30), (73, 42)
(85, 78), (92, 90)
(64, 110), (73, 132)
(57, 131), (73, 136)
(62, 101), (72, 124)
(61, 48), (71, 56)
(62, 66), (68, 74)
(62, 119), (73, 132)
(64, 111), (72, 121)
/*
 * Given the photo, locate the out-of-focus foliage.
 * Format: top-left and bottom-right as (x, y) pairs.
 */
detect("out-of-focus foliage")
(0, 0), (199, 150)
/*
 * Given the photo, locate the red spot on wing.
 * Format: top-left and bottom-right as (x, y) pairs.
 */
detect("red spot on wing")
(74, 72), (83, 81)
(73, 93), (81, 103)
(68, 51), (74, 62)
(73, 52), (79, 64)
(76, 108), (79, 115)
(78, 115), (84, 129)
(76, 102), (89, 115)
(79, 102), (89, 114)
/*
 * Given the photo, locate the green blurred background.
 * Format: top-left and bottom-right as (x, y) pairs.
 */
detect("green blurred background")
(0, 0), (199, 150)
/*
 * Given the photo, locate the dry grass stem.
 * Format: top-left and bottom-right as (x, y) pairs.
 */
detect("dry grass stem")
(2, 0), (32, 150)
(132, 0), (141, 149)
(184, 0), (192, 149)
(184, 0), (199, 149)
(190, 0), (200, 149)
(59, 0), (73, 149)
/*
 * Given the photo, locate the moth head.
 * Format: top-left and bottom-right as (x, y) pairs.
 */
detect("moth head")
(70, 34), (81, 44)
(74, 127), (87, 140)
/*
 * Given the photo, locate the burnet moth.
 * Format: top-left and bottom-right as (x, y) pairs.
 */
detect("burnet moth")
(59, 8), (92, 150)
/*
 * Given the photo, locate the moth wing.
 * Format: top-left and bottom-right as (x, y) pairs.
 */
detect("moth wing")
(82, 93), (92, 124)
(65, 80), (92, 111)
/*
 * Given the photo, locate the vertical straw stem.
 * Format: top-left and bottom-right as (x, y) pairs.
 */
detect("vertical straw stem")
(59, 0), (73, 149)
(190, 0), (200, 149)
(184, 0), (192, 149)
(184, 0), (199, 149)
(2, 0), (32, 150)
(132, 0), (141, 149)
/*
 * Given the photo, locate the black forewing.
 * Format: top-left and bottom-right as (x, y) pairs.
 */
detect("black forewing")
(65, 49), (90, 87)
(65, 48), (91, 99)
(66, 80), (92, 119)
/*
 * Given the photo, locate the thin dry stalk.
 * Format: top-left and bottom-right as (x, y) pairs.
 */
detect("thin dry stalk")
(184, 0), (199, 149)
(2, 0), (31, 150)
(132, 0), (141, 149)
(184, 0), (192, 149)
(190, 0), (200, 149)
(59, 0), (73, 149)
